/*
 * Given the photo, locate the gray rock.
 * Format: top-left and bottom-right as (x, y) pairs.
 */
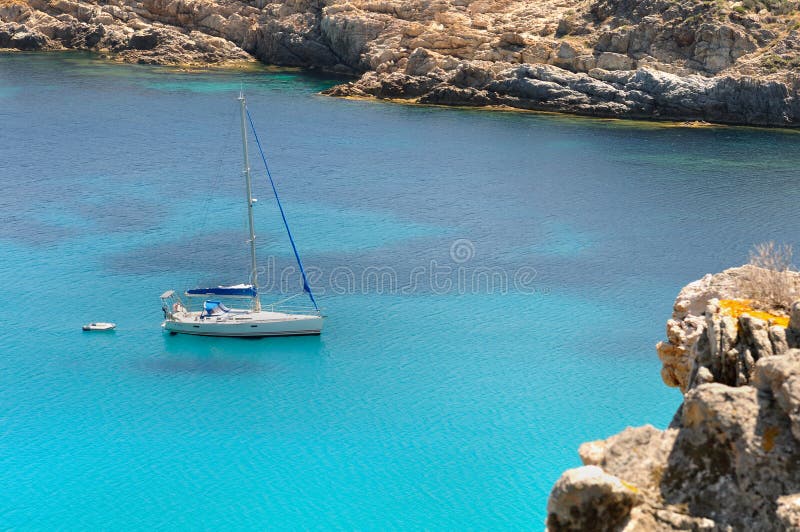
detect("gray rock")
(128, 30), (159, 51)
(596, 52), (635, 71)
(546, 466), (641, 531)
(657, 266), (800, 392)
(753, 349), (800, 441)
(405, 47), (438, 76)
(777, 494), (800, 529)
(787, 301), (800, 348)
(9, 29), (47, 50)
(550, 268), (800, 531)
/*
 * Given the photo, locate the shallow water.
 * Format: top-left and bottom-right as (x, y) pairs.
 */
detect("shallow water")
(2, 52), (799, 529)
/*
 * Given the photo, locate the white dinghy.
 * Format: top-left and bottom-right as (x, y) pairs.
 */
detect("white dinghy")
(160, 93), (323, 338)
(83, 322), (116, 331)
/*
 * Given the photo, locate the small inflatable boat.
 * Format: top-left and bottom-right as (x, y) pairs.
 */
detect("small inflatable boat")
(82, 322), (116, 331)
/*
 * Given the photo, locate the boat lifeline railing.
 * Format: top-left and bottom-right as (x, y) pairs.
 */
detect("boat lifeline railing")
(175, 291), (319, 315)
(265, 294), (322, 315)
(267, 305), (322, 316)
(264, 293), (320, 314)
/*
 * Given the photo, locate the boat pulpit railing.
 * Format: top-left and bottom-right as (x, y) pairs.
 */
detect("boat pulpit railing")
(159, 290), (186, 319)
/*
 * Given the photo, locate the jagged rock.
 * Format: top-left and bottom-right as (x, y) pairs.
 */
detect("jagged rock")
(418, 85), (494, 106)
(777, 494), (800, 529)
(128, 29), (159, 50)
(549, 273), (800, 531)
(596, 52), (635, 71)
(405, 47), (439, 76)
(546, 466), (641, 531)
(578, 425), (676, 495)
(657, 266), (800, 392)
(787, 301), (800, 348)
(658, 371), (800, 530)
(3, 0), (800, 125)
(12, 30), (48, 50)
(753, 350), (800, 441)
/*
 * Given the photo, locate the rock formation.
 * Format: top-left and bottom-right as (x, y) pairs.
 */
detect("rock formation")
(657, 265), (800, 393)
(547, 267), (800, 531)
(3, 0), (800, 125)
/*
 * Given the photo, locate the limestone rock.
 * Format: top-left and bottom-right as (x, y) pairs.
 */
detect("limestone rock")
(578, 425), (677, 495)
(128, 29), (159, 50)
(550, 262), (800, 530)
(777, 494), (800, 529)
(4, 0), (800, 126)
(405, 47), (439, 76)
(596, 52), (635, 71)
(753, 349), (800, 441)
(550, 361), (800, 529)
(546, 466), (641, 531)
(657, 266), (800, 392)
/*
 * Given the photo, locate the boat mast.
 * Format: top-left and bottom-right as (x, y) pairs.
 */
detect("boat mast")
(238, 91), (261, 311)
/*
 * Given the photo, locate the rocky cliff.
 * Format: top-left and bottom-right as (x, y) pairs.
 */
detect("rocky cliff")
(3, 0), (800, 125)
(547, 266), (800, 531)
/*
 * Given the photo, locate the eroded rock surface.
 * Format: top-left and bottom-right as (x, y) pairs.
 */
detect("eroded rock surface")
(3, 0), (800, 125)
(657, 265), (800, 393)
(549, 265), (800, 530)
(548, 351), (800, 531)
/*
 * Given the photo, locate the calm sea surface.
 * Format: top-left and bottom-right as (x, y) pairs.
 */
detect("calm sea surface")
(2, 52), (799, 529)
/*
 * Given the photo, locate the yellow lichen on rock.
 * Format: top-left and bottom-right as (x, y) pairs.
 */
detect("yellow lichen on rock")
(620, 479), (640, 494)
(718, 298), (790, 328)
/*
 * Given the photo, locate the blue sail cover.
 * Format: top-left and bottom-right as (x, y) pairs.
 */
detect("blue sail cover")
(187, 285), (257, 297)
(202, 300), (231, 317)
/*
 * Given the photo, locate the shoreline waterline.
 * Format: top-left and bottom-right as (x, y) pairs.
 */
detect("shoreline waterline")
(3, 49), (799, 132)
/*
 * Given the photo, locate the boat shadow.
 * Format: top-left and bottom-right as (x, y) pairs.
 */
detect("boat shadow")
(137, 333), (326, 375)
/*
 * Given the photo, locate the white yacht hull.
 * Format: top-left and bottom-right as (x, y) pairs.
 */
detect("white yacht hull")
(162, 310), (322, 337)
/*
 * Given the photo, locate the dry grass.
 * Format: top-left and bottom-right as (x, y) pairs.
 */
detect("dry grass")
(737, 241), (798, 311)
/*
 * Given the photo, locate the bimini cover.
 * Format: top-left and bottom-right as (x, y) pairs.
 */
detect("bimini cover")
(202, 300), (231, 317)
(187, 284), (256, 297)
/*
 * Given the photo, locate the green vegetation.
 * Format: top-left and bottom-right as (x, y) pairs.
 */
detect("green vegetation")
(739, 0), (799, 15)
(762, 53), (800, 73)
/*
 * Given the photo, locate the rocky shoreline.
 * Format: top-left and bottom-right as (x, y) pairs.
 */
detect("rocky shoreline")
(3, 0), (800, 126)
(546, 266), (800, 531)
(324, 63), (800, 127)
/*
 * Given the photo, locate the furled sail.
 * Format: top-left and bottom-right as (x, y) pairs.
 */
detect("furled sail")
(186, 284), (257, 297)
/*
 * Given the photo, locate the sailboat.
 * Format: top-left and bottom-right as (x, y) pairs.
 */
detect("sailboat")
(159, 92), (323, 337)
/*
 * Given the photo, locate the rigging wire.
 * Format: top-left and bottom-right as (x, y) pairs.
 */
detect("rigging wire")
(245, 106), (319, 311)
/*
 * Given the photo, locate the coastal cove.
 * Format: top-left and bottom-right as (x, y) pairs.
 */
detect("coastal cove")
(3, 53), (800, 528)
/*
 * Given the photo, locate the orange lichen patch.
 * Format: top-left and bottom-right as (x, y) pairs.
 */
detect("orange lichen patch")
(762, 426), (780, 452)
(718, 299), (790, 328)
(0, 0), (28, 6)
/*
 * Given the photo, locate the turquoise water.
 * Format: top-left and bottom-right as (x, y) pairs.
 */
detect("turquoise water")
(2, 52), (800, 528)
